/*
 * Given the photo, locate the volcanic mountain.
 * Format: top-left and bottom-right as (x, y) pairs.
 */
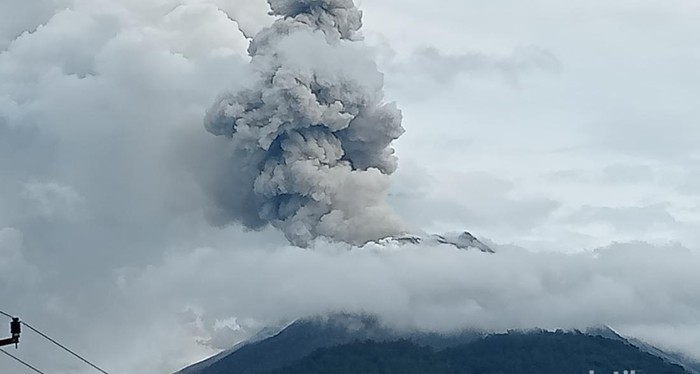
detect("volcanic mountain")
(367, 231), (495, 253)
(177, 314), (699, 374)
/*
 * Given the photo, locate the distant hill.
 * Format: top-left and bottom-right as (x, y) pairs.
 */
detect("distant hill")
(271, 332), (690, 374)
(178, 314), (697, 374)
(179, 314), (482, 374)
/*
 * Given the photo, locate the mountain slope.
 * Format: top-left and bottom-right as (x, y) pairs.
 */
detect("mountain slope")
(370, 231), (495, 253)
(178, 315), (696, 374)
(179, 321), (296, 374)
(273, 332), (691, 374)
(585, 326), (700, 374)
(178, 314), (482, 374)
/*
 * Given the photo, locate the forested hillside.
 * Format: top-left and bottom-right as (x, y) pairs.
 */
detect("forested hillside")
(272, 331), (690, 374)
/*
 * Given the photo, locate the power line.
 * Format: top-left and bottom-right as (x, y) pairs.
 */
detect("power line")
(1, 310), (111, 374)
(0, 348), (47, 374)
(21, 321), (110, 374)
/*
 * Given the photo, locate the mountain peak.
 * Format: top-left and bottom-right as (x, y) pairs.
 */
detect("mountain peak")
(369, 231), (495, 253)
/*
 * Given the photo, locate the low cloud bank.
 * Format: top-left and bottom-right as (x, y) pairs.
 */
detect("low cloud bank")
(114, 240), (700, 369)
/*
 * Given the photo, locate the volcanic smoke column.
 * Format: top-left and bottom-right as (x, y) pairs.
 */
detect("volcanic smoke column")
(204, 0), (406, 247)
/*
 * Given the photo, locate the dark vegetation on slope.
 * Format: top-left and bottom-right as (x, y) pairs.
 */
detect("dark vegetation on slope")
(195, 315), (481, 374)
(271, 331), (690, 374)
(184, 316), (697, 374)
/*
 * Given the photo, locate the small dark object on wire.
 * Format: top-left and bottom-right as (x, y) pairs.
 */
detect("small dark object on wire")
(0, 309), (111, 374)
(0, 317), (21, 348)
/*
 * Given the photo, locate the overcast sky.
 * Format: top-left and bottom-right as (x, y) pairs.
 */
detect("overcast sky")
(1, 0), (699, 373)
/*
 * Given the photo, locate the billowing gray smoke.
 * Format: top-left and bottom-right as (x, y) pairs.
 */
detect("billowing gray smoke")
(204, 0), (406, 247)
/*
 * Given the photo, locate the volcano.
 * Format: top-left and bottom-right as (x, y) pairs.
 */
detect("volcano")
(177, 314), (699, 374)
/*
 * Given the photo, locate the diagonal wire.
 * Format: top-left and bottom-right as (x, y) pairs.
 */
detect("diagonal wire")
(0, 309), (110, 374)
(20, 322), (110, 374)
(0, 348), (47, 374)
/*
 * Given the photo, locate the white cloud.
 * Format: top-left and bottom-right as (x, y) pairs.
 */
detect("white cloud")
(0, 228), (39, 287)
(1, 0), (700, 373)
(109, 241), (700, 370)
(21, 182), (86, 222)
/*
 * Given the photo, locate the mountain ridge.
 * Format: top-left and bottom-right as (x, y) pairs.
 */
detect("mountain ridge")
(271, 331), (692, 374)
(368, 231), (495, 253)
(177, 314), (698, 374)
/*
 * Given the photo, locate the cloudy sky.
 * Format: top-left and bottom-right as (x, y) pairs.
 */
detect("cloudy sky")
(1, 0), (699, 372)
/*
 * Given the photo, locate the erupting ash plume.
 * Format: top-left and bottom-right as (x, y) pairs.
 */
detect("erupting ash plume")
(204, 0), (406, 247)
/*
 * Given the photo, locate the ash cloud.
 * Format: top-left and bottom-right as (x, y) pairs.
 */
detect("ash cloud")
(204, 0), (406, 247)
